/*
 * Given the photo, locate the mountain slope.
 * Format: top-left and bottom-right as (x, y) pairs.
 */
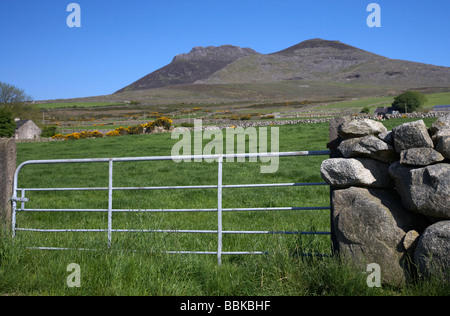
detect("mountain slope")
(115, 39), (450, 100)
(201, 39), (450, 87)
(116, 45), (257, 93)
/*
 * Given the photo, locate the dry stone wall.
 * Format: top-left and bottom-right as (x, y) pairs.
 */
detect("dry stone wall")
(321, 115), (450, 287)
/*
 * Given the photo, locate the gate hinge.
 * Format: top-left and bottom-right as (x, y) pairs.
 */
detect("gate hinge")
(11, 197), (29, 203)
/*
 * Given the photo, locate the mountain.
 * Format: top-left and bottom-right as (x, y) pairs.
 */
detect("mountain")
(114, 39), (450, 102)
(199, 39), (450, 87)
(116, 45), (257, 93)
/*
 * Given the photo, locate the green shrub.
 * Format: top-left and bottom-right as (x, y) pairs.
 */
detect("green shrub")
(392, 91), (426, 113)
(41, 126), (58, 138)
(0, 107), (16, 138)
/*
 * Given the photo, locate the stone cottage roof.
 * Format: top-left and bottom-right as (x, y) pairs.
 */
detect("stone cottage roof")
(15, 119), (31, 130)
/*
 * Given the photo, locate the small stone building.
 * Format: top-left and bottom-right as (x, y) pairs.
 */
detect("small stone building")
(374, 107), (398, 116)
(15, 119), (41, 140)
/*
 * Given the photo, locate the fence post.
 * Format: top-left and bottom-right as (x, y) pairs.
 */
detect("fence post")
(327, 117), (348, 256)
(0, 139), (17, 232)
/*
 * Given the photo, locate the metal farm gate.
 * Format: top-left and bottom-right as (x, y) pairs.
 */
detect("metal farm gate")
(11, 151), (331, 265)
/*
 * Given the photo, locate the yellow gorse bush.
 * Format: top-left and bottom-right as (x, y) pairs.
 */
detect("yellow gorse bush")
(144, 117), (173, 131)
(52, 117), (173, 141)
(53, 130), (105, 140)
(52, 134), (66, 140)
(106, 130), (120, 137)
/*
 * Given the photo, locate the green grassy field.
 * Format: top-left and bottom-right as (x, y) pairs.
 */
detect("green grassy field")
(36, 102), (124, 110)
(315, 92), (450, 112)
(1, 119), (449, 296)
(37, 92), (450, 135)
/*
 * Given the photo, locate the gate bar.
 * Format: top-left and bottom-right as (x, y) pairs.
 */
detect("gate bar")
(217, 155), (223, 265)
(16, 228), (331, 235)
(108, 159), (113, 248)
(13, 150), (329, 168)
(16, 182), (328, 192)
(16, 206), (330, 213)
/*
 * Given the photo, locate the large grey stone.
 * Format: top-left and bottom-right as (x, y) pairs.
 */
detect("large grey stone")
(388, 162), (450, 219)
(431, 127), (450, 159)
(392, 120), (434, 153)
(338, 119), (387, 140)
(430, 114), (450, 135)
(332, 187), (429, 286)
(338, 135), (398, 163)
(436, 135), (450, 160)
(400, 147), (444, 166)
(403, 230), (420, 257)
(431, 127), (450, 145)
(328, 117), (350, 158)
(321, 158), (394, 189)
(378, 131), (393, 145)
(414, 221), (450, 281)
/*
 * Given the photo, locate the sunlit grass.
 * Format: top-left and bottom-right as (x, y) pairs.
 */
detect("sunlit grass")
(2, 120), (448, 296)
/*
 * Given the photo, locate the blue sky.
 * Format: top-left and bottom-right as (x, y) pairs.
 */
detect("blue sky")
(0, 0), (449, 100)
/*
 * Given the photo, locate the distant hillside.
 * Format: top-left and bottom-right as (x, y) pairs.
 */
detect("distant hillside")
(116, 38), (450, 97)
(200, 39), (450, 88)
(116, 45), (257, 92)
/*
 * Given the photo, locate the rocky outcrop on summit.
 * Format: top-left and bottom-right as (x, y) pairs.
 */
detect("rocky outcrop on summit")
(173, 45), (257, 62)
(116, 45), (257, 92)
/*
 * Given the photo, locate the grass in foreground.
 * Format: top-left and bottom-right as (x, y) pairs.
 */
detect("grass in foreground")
(1, 121), (449, 296)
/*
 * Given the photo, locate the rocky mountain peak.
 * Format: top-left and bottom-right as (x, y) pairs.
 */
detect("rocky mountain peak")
(173, 45), (257, 62)
(272, 38), (366, 56)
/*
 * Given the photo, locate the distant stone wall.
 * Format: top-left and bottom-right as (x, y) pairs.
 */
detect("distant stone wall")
(14, 137), (65, 143)
(321, 115), (450, 287)
(355, 111), (443, 120)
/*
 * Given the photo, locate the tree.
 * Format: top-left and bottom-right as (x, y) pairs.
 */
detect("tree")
(0, 108), (16, 138)
(0, 82), (37, 123)
(391, 91), (426, 113)
(0, 81), (32, 104)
